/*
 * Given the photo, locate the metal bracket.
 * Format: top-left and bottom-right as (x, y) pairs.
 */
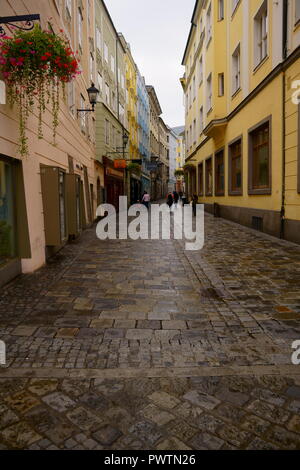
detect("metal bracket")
(0, 14), (40, 37)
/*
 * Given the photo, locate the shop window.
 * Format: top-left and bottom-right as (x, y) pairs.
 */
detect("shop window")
(248, 117), (271, 194)
(205, 157), (213, 196)
(0, 159), (16, 262)
(215, 149), (225, 196)
(229, 137), (243, 195)
(198, 162), (204, 196)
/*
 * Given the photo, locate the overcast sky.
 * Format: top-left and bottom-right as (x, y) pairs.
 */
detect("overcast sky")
(105, 0), (195, 128)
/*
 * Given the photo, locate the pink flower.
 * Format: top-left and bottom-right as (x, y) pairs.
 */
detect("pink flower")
(9, 57), (17, 65)
(0, 57), (7, 65)
(3, 71), (11, 78)
(30, 50), (36, 54)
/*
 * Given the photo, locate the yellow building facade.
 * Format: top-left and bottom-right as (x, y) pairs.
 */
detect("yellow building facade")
(182, 0), (300, 243)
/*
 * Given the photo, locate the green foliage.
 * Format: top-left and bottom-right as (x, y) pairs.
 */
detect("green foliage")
(0, 25), (80, 156)
(127, 162), (141, 174)
(174, 169), (184, 177)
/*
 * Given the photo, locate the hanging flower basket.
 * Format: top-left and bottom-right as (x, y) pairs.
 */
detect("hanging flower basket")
(0, 24), (80, 156)
(174, 169), (184, 178)
(127, 162), (141, 175)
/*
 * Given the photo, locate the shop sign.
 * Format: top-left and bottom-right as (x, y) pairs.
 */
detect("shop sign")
(114, 159), (127, 169)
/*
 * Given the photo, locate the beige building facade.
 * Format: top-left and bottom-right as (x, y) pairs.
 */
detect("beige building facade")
(0, 0), (97, 286)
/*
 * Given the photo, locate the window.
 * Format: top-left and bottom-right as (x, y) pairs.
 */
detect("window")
(119, 103), (125, 125)
(189, 85), (192, 107)
(193, 76), (196, 100)
(229, 137), (242, 195)
(78, 8), (83, 49)
(66, 0), (72, 18)
(215, 149), (225, 196)
(67, 82), (75, 116)
(207, 73), (212, 112)
(218, 0), (224, 20)
(232, 0), (240, 15)
(193, 119), (196, 144)
(189, 125), (192, 148)
(104, 42), (108, 62)
(105, 119), (110, 145)
(232, 44), (241, 95)
(80, 94), (86, 131)
(112, 91), (116, 112)
(218, 73), (225, 96)
(199, 56), (203, 85)
(105, 83), (109, 105)
(254, 0), (268, 68)
(206, 3), (212, 44)
(89, 53), (94, 81)
(121, 74), (125, 89)
(96, 27), (101, 52)
(97, 73), (102, 101)
(296, 0), (300, 24)
(110, 55), (115, 74)
(198, 162), (204, 196)
(200, 106), (204, 134)
(205, 157), (213, 196)
(248, 117), (271, 194)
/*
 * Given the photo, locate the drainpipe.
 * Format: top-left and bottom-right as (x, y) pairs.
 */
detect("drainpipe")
(280, 0), (288, 239)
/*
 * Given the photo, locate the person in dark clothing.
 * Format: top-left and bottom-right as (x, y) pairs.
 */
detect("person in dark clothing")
(167, 193), (173, 209)
(192, 194), (198, 217)
(173, 191), (179, 207)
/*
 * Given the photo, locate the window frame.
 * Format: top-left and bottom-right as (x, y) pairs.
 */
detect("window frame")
(295, 0), (300, 25)
(254, 0), (268, 70)
(218, 0), (225, 21)
(198, 162), (204, 196)
(248, 115), (272, 195)
(218, 73), (225, 96)
(232, 44), (241, 96)
(228, 135), (243, 196)
(205, 155), (213, 197)
(214, 148), (225, 196)
(207, 73), (213, 113)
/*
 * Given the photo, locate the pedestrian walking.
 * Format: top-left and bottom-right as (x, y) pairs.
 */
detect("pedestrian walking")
(192, 194), (198, 217)
(173, 191), (179, 208)
(142, 191), (150, 209)
(166, 193), (173, 209)
(181, 191), (187, 205)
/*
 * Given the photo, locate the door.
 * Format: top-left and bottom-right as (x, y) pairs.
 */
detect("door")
(0, 159), (16, 265)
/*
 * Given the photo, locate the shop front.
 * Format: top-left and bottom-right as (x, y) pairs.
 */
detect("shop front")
(103, 157), (125, 211)
(0, 155), (30, 287)
(130, 174), (141, 205)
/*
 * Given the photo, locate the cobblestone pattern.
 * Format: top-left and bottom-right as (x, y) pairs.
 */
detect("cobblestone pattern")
(0, 375), (300, 450)
(1, 216), (299, 370)
(0, 214), (300, 449)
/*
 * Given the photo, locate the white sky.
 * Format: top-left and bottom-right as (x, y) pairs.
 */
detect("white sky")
(104, 0), (195, 128)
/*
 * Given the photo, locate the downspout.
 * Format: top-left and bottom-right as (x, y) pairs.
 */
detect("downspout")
(280, 0), (288, 239)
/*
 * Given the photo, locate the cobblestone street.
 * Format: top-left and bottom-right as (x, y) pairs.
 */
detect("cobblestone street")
(1, 213), (300, 450)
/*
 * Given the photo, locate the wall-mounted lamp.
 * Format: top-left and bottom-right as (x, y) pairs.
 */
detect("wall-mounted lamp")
(77, 83), (99, 117)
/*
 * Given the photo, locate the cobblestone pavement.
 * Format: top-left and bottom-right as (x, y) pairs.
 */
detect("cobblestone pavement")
(0, 213), (300, 449)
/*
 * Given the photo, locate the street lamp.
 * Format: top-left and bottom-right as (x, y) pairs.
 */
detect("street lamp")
(122, 130), (129, 149)
(77, 83), (99, 116)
